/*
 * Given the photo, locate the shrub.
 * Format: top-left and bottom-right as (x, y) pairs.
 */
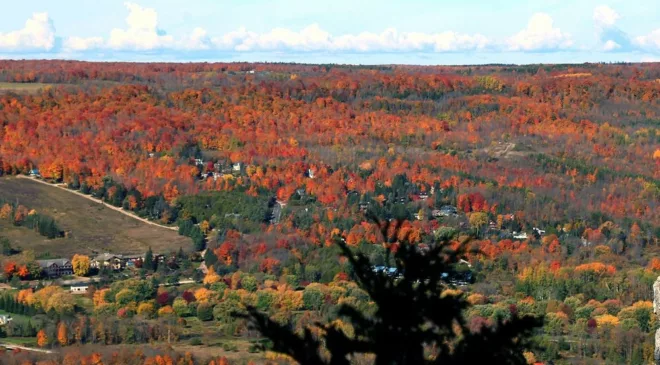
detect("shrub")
(197, 302), (214, 321)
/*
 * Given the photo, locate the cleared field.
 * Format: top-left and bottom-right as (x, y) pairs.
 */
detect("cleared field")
(0, 177), (191, 256)
(0, 82), (54, 94)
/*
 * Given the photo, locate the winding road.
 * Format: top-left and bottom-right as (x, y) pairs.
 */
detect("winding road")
(16, 175), (178, 231)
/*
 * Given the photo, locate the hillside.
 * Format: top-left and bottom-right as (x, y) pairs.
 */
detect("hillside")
(0, 61), (658, 364)
(0, 177), (190, 256)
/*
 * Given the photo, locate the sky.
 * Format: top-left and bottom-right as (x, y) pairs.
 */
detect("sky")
(0, 0), (659, 65)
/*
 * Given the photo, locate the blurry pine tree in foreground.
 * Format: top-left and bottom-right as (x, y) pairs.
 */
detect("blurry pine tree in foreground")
(238, 215), (542, 364)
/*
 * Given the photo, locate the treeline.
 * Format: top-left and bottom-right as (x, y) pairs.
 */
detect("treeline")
(0, 293), (38, 316)
(0, 199), (63, 239)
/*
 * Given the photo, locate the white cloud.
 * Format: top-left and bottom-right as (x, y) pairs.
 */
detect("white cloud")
(234, 24), (332, 51)
(211, 27), (252, 50)
(593, 5), (620, 28)
(0, 13), (56, 51)
(4, 3), (658, 59)
(209, 24), (489, 53)
(64, 36), (104, 51)
(180, 27), (211, 50)
(107, 2), (174, 50)
(602, 40), (620, 51)
(506, 13), (573, 51)
(634, 29), (660, 50)
(331, 29), (488, 52)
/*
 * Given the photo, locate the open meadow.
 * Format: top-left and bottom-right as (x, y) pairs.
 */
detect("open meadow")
(0, 177), (190, 256)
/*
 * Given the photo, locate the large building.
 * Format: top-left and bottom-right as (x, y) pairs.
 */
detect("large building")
(37, 259), (73, 277)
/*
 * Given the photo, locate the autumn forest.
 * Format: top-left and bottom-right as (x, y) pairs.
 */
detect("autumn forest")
(0, 60), (659, 364)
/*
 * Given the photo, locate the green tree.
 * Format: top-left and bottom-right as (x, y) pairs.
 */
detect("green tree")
(0, 237), (13, 255)
(144, 247), (154, 271)
(241, 276), (258, 292)
(303, 287), (324, 311)
(197, 302), (214, 321)
(173, 297), (192, 317)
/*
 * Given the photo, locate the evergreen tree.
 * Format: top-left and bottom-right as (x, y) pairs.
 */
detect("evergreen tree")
(1, 237), (13, 255)
(239, 217), (541, 365)
(204, 248), (218, 267)
(9, 275), (20, 289)
(144, 247), (154, 271)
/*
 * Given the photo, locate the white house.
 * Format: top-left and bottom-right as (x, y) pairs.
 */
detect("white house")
(70, 285), (89, 294)
(513, 231), (528, 240)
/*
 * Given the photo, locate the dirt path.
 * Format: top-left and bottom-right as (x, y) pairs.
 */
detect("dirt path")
(17, 175), (178, 232)
(0, 343), (54, 353)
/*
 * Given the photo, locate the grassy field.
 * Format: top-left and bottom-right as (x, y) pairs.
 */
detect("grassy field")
(0, 177), (191, 256)
(0, 82), (54, 94)
(0, 310), (29, 322)
(0, 337), (37, 346)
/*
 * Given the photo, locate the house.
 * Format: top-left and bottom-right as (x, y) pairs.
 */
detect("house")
(533, 227), (546, 236)
(194, 158), (204, 166)
(123, 254), (145, 269)
(0, 315), (12, 325)
(513, 231), (528, 240)
(307, 168), (316, 179)
(232, 162), (243, 172)
(432, 205), (458, 218)
(372, 266), (399, 277)
(70, 285), (89, 294)
(37, 259), (73, 277)
(458, 259), (472, 268)
(91, 253), (124, 270)
(441, 259), (474, 286)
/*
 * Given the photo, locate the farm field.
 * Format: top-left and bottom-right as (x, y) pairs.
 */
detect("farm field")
(0, 177), (190, 256)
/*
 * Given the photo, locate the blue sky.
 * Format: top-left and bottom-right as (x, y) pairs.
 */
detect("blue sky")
(1, 0), (659, 64)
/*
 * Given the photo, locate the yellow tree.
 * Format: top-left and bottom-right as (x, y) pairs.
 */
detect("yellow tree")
(71, 254), (90, 276)
(203, 266), (221, 285)
(57, 322), (68, 346)
(0, 204), (12, 220)
(468, 212), (489, 237)
(200, 220), (211, 234)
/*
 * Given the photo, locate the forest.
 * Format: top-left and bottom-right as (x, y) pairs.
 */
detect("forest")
(0, 60), (658, 364)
